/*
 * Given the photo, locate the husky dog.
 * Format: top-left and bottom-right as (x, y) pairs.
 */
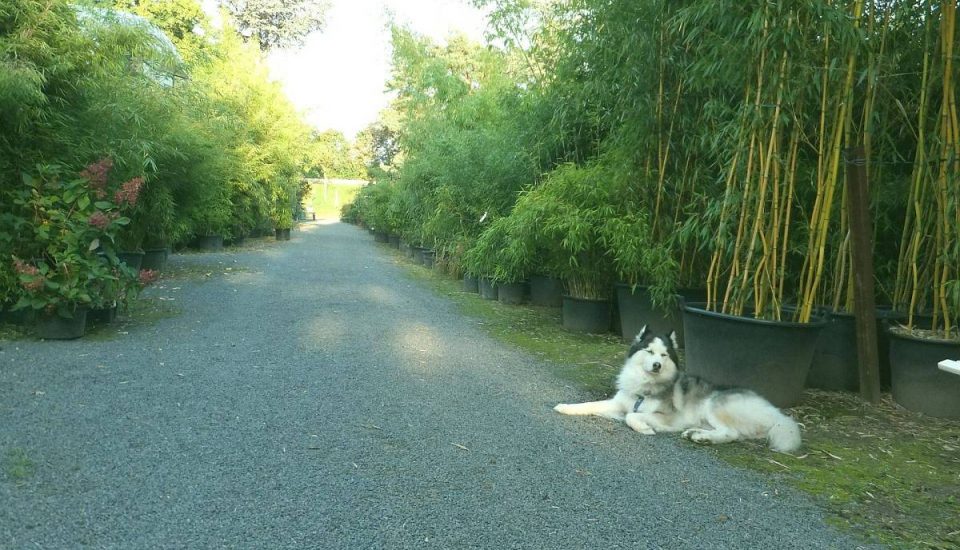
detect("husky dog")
(554, 326), (801, 453)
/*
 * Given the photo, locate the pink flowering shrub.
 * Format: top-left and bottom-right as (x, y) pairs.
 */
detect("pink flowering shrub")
(7, 161), (147, 317)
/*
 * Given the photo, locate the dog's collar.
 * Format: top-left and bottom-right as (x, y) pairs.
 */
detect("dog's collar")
(632, 397), (644, 412)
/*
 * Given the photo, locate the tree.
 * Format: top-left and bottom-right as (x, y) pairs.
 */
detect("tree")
(310, 130), (365, 179)
(219, 0), (330, 51)
(111, 0), (210, 63)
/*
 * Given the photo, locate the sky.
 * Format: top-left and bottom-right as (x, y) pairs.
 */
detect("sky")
(265, 0), (489, 138)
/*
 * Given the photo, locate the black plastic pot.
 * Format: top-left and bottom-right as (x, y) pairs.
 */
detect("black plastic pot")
(808, 308), (908, 392)
(88, 305), (118, 325)
(374, 231), (390, 243)
(876, 308), (907, 389)
(117, 251), (144, 271)
(421, 250), (436, 269)
(462, 275), (479, 293)
(498, 281), (528, 305)
(194, 235), (224, 250)
(388, 234), (401, 249)
(615, 284), (683, 344)
(807, 311), (859, 392)
(412, 247), (426, 265)
(35, 309), (87, 340)
(682, 303), (826, 407)
(888, 329), (960, 419)
(562, 296), (612, 334)
(478, 278), (498, 300)
(529, 275), (563, 307)
(140, 248), (169, 272)
(275, 228), (291, 241)
(0, 307), (33, 326)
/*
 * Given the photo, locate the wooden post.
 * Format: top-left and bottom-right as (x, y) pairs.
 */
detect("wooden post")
(845, 146), (881, 404)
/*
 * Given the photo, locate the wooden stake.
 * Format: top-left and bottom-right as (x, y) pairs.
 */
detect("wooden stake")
(844, 146), (881, 404)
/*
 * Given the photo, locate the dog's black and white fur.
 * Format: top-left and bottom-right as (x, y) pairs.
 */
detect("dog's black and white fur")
(554, 326), (802, 453)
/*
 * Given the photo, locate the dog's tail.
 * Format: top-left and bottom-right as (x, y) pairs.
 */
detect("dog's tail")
(766, 411), (802, 453)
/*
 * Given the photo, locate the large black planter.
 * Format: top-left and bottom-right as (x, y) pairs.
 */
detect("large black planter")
(808, 308), (907, 392)
(388, 234), (401, 249)
(462, 275), (479, 293)
(117, 251), (144, 271)
(682, 303), (826, 407)
(478, 278), (498, 300)
(807, 311), (859, 392)
(35, 309), (87, 340)
(374, 231), (390, 243)
(529, 275), (563, 307)
(888, 330), (960, 419)
(562, 296), (612, 334)
(615, 284), (683, 344)
(275, 228), (291, 241)
(140, 248), (169, 271)
(194, 235), (224, 250)
(498, 281), (528, 305)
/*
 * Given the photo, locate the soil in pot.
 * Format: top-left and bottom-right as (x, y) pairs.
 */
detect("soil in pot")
(562, 296), (612, 334)
(498, 282), (528, 305)
(888, 328), (960, 420)
(478, 278), (498, 300)
(529, 275), (563, 307)
(462, 275), (479, 293)
(682, 303), (826, 407)
(35, 308), (88, 340)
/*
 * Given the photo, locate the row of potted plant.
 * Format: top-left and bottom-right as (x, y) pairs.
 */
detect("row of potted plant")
(350, 1), (959, 419)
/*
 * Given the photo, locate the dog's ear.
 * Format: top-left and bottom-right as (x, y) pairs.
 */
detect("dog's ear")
(627, 326), (649, 357)
(668, 330), (679, 350)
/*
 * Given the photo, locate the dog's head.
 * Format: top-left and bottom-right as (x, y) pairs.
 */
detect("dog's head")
(625, 325), (680, 382)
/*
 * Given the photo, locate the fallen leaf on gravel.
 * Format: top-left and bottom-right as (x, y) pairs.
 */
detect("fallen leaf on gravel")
(451, 443), (470, 451)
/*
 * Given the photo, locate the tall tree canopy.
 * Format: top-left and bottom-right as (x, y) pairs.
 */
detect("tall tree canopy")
(219, 0), (330, 51)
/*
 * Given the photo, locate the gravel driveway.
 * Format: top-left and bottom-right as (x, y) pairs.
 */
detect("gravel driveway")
(0, 221), (871, 549)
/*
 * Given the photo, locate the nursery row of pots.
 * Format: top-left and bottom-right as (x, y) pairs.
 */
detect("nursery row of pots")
(367, 227), (958, 419)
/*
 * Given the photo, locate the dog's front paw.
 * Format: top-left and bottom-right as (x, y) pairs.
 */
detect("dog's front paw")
(554, 403), (574, 415)
(624, 413), (656, 435)
(681, 428), (712, 445)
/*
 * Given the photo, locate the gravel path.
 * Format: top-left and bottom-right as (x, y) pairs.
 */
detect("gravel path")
(1, 221), (870, 549)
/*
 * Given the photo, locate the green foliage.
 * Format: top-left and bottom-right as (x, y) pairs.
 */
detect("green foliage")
(309, 129), (366, 179)
(462, 216), (532, 283)
(0, 0), (315, 312)
(7, 164), (142, 316)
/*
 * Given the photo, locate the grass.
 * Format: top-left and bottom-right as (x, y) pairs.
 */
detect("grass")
(3, 448), (35, 483)
(305, 181), (362, 219)
(394, 251), (960, 549)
